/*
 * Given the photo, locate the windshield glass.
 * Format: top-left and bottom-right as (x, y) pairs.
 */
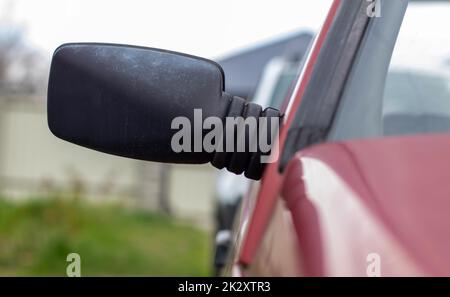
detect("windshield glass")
(382, 1), (450, 136)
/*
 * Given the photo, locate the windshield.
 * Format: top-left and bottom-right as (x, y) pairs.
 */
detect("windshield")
(328, 0), (450, 141)
(382, 1), (450, 136)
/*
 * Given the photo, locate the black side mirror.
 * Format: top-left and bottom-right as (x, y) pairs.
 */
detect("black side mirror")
(47, 43), (280, 180)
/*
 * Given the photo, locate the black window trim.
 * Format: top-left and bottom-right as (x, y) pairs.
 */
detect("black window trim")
(279, 0), (371, 171)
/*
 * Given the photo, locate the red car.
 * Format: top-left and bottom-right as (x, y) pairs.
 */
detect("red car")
(47, 0), (450, 276)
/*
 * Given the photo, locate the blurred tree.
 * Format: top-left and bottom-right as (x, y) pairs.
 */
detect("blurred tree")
(0, 1), (48, 96)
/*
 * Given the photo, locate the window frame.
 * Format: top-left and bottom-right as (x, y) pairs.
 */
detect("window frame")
(279, 0), (372, 171)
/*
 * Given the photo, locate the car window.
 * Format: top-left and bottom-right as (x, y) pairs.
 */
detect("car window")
(327, 0), (450, 142)
(327, 0), (408, 141)
(269, 61), (300, 111)
(382, 2), (450, 136)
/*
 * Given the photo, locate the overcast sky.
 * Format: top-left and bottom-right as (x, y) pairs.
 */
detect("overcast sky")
(0, 0), (333, 60)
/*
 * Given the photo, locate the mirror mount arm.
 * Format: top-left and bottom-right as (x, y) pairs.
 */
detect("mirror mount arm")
(211, 93), (282, 180)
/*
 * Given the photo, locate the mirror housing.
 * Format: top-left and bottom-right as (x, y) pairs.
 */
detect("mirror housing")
(47, 43), (280, 180)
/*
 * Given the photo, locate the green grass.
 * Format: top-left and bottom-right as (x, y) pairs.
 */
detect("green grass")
(0, 197), (212, 276)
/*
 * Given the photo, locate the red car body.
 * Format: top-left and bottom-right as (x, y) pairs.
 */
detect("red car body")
(229, 0), (450, 276)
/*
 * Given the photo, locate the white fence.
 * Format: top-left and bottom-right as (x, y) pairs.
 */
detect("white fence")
(0, 98), (215, 228)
